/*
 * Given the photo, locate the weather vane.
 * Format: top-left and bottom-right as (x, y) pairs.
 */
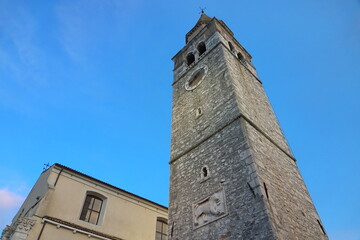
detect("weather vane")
(43, 163), (50, 171)
(199, 7), (206, 14)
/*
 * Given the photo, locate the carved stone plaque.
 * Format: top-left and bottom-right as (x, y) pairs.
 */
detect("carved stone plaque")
(193, 190), (227, 228)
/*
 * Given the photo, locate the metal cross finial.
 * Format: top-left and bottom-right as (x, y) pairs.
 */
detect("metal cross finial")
(43, 163), (50, 171)
(199, 7), (206, 14)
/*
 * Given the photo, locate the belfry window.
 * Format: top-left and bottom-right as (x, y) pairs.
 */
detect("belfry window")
(186, 53), (195, 66)
(80, 193), (106, 225)
(228, 41), (234, 52)
(155, 218), (168, 240)
(197, 42), (206, 55)
(237, 52), (245, 63)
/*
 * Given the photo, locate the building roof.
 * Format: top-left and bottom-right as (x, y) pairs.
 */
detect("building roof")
(43, 216), (123, 240)
(196, 12), (212, 25)
(185, 12), (213, 43)
(52, 163), (168, 210)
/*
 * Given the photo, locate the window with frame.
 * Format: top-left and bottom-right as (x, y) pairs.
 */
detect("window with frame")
(155, 218), (168, 240)
(80, 194), (103, 225)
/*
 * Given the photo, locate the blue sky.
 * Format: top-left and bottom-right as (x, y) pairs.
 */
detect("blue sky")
(0, 0), (359, 239)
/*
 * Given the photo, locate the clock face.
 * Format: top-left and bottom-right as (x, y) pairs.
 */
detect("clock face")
(185, 66), (208, 91)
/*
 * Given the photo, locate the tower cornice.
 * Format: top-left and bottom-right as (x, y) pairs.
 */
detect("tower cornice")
(172, 16), (253, 69)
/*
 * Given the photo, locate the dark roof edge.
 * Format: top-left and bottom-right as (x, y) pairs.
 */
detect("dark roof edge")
(53, 163), (168, 210)
(43, 216), (123, 240)
(185, 13), (212, 43)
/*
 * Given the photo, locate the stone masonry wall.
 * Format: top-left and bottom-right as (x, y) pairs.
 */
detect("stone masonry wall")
(221, 36), (328, 239)
(245, 121), (328, 240)
(169, 119), (276, 240)
(170, 38), (277, 239)
(170, 37), (240, 161)
(225, 47), (291, 155)
(170, 16), (327, 240)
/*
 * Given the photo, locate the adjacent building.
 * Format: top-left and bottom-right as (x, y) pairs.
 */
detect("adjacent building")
(1, 164), (168, 240)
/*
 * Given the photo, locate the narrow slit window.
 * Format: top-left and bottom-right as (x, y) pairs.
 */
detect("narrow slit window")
(196, 107), (203, 117)
(201, 166), (210, 180)
(202, 167), (208, 177)
(171, 221), (174, 237)
(263, 182), (269, 199)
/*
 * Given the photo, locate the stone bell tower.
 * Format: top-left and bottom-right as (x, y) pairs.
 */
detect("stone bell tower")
(168, 13), (328, 240)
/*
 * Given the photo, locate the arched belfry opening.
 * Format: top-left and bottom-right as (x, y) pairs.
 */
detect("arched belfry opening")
(186, 53), (195, 66)
(237, 52), (245, 63)
(197, 42), (206, 55)
(228, 41), (234, 52)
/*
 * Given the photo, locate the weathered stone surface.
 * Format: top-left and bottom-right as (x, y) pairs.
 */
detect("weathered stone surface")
(169, 14), (328, 240)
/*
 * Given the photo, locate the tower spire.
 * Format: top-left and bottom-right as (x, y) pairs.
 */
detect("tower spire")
(185, 11), (212, 43)
(196, 11), (211, 25)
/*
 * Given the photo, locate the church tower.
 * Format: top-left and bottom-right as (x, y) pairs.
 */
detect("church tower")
(168, 13), (328, 240)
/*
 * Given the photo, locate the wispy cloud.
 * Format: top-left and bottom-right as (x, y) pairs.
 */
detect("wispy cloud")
(0, 168), (29, 229)
(54, 0), (138, 64)
(55, 2), (88, 63)
(0, 188), (25, 229)
(0, 189), (24, 208)
(0, 1), (47, 88)
(0, 0), (52, 117)
(0, 0), (64, 118)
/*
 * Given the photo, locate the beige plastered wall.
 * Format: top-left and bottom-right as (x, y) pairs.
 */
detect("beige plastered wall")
(21, 166), (167, 240)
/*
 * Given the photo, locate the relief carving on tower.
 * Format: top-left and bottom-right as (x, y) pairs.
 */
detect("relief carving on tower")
(193, 190), (227, 228)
